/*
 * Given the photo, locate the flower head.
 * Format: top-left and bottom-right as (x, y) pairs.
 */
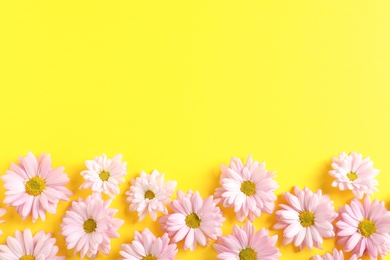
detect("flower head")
(159, 190), (225, 251)
(329, 152), (379, 199)
(120, 228), (178, 260)
(61, 195), (124, 259)
(215, 155), (279, 222)
(214, 155), (279, 222)
(311, 249), (361, 260)
(2, 152), (73, 222)
(126, 170), (177, 221)
(336, 196), (390, 259)
(0, 229), (64, 259)
(214, 221), (281, 260)
(80, 153), (127, 198)
(274, 186), (337, 250)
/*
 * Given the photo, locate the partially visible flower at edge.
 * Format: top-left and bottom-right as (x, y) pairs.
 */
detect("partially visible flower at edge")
(274, 186), (337, 250)
(336, 196), (390, 259)
(329, 152), (379, 199)
(120, 228), (178, 260)
(126, 170), (177, 221)
(311, 248), (361, 260)
(214, 221), (281, 260)
(159, 190), (225, 251)
(0, 208), (6, 236)
(0, 228), (65, 259)
(214, 154), (279, 222)
(2, 152), (73, 222)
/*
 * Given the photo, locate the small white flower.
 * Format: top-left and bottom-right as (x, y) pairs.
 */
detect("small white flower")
(126, 170), (177, 221)
(329, 152), (379, 199)
(80, 153), (127, 198)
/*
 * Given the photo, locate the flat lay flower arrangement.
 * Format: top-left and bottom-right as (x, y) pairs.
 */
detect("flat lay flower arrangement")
(0, 152), (389, 260)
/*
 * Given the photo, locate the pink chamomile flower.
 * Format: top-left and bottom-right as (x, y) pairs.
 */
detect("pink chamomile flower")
(214, 221), (281, 260)
(274, 186), (338, 250)
(329, 152), (379, 199)
(159, 190), (225, 251)
(80, 153), (127, 198)
(336, 196), (390, 259)
(311, 249), (361, 260)
(126, 170), (177, 221)
(214, 154), (279, 222)
(0, 228), (64, 259)
(61, 195), (124, 259)
(120, 228), (178, 260)
(2, 152), (73, 222)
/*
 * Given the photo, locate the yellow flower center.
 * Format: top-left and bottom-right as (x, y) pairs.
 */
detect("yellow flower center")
(240, 180), (256, 196)
(347, 172), (358, 181)
(299, 210), (315, 227)
(99, 171), (110, 181)
(185, 213), (201, 228)
(20, 256), (35, 260)
(142, 254), (157, 260)
(25, 176), (46, 196)
(358, 218), (376, 237)
(144, 190), (155, 200)
(239, 248), (257, 260)
(83, 218), (97, 233)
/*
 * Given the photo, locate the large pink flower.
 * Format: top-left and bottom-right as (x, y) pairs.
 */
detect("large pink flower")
(311, 249), (360, 260)
(120, 228), (178, 260)
(61, 195), (124, 259)
(215, 155), (279, 222)
(126, 170), (177, 221)
(2, 152), (73, 222)
(336, 196), (390, 259)
(214, 155), (279, 222)
(214, 221), (281, 260)
(0, 229), (64, 259)
(80, 153), (127, 198)
(329, 152), (379, 199)
(159, 190), (225, 251)
(274, 186), (337, 250)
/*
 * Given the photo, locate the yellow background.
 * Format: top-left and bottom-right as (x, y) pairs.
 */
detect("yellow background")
(1, 1), (390, 259)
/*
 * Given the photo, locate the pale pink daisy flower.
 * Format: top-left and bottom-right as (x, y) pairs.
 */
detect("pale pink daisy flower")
(311, 249), (361, 260)
(214, 155), (279, 222)
(159, 190), (225, 251)
(2, 152), (72, 222)
(126, 170), (177, 221)
(0, 229), (64, 259)
(80, 153), (127, 198)
(336, 196), (390, 259)
(274, 186), (337, 250)
(214, 221), (281, 260)
(329, 152), (379, 199)
(61, 195), (124, 259)
(119, 228), (178, 260)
